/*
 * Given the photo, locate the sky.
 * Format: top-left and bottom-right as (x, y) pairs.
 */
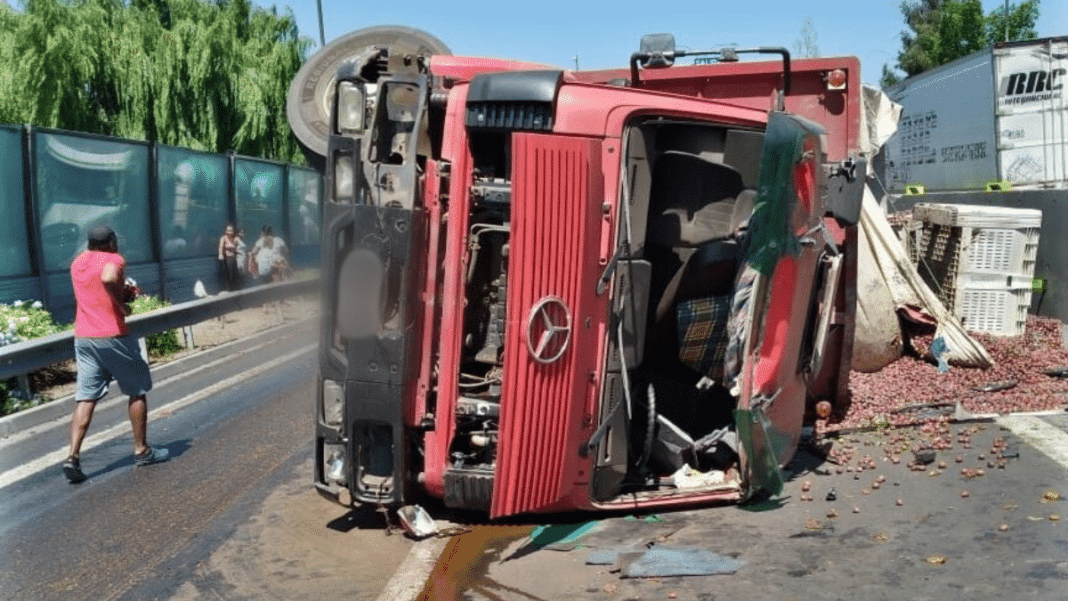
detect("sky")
(278, 0), (1065, 86)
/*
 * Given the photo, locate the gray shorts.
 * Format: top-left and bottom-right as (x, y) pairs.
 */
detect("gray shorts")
(75, 336), (153, 401)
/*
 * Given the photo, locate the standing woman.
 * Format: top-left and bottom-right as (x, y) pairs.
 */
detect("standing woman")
(217, 223), (241, 291)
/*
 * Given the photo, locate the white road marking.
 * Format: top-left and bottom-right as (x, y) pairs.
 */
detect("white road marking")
(0, 343), (316, 491)
(997, 414), (1068, 469)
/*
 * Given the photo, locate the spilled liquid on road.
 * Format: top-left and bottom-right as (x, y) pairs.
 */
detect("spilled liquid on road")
(416, 525), (536, 600)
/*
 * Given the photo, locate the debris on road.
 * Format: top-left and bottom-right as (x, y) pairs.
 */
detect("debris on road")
(913, 448), (936, 465)
(524, 521), (603, 552)
(396, 505), (438, 539)
(589, 546), (746, 578)
(971, 380), (1018, 393)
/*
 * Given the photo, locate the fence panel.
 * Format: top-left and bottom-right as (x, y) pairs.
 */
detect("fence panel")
(33, 132), (152, 272)
(157, 146), (230, 260)
(0, 126), (322, 315)
(0, 127), (31, 279)
(235, 158), (285, 244)
(287, 166), (322, 247)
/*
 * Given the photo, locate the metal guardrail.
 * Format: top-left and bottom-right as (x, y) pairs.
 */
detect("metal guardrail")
(0, 278), (319, 381)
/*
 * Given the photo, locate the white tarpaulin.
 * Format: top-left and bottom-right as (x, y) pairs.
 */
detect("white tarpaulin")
(858, 189), (993, 370)
(852, 85), (993, 371)
(859, 84), (904, 158)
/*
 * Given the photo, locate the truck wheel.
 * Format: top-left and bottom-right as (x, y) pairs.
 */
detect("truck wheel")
(287, 25), (451, 164)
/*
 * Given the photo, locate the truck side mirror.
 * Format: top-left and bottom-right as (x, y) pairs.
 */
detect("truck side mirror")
(639, 33), (676, 68)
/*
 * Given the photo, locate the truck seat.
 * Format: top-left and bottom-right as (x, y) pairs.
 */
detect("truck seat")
(646, 151), (745, 248)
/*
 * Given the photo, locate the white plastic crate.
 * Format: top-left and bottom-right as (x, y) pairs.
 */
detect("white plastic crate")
(911, 203), (1042, 336)
(953, 278), (1033, 337)
(913, 203), (1043, 230)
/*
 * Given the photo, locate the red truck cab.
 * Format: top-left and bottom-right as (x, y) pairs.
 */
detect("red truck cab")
(292, 28), (865, 518)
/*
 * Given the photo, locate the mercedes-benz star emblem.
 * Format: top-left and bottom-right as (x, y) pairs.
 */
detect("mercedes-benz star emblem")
(526, 296), (573, 364)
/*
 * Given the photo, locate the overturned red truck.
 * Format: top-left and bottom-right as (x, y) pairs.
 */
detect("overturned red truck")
(287, 27), (866, 518)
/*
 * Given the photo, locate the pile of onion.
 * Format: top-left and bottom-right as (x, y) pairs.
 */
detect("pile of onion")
(831, 316), (1068, 432)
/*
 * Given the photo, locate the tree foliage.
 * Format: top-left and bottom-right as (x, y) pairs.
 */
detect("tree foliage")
(793, 16), (820, 59)
(985, 0), (1040, 44)
(0, 0), (312, 163)
(882, 0), (1041, 88)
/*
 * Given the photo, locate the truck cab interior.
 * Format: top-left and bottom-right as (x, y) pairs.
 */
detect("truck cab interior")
(594, 117), (768, 499)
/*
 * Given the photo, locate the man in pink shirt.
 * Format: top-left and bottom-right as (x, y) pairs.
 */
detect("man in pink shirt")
(64, 225), (169, 483)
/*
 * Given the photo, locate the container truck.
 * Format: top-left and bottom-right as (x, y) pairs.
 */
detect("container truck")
(884, 37), (1067, 192)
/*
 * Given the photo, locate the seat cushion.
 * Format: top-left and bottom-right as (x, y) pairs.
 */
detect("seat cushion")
(676, 295), (733, 379)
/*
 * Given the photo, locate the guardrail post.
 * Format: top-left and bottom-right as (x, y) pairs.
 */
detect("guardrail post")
(182, 325), (195, 350)
(138, 338), (149, 362)
(16, 373), (31, 399)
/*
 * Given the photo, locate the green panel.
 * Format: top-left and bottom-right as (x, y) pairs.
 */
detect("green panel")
(0, 128), (31, 277)
(745, 112), (822, 276)
(34, 133), (151, 272)
(235, 158), (284, 244)
(157, 147), (229, 259)
(734, 406), (788, 500)
(287, 167), (321, 246)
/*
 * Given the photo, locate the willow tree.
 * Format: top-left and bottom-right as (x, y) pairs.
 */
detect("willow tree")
(0, 0), (311, 163)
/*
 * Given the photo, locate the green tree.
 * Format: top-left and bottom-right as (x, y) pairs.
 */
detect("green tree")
(793, 16), (820, 59)
(0, 0), (311, 163)
(881, 0), (1041, 89)
(985, 0), (1040, 43)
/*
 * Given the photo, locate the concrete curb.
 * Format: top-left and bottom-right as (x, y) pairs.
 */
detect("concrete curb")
(374, 536), (448, 601)
(0, 315), (317, 440)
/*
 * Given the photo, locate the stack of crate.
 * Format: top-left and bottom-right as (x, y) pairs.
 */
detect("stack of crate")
(911, 203), (1042, 336)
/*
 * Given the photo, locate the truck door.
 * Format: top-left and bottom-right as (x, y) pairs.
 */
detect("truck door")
(733, 111), (826, 499)
(489, 133), (605, 519)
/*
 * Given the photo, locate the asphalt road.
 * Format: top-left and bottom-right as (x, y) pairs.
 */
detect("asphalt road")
(407, 417), (1068, 601)
(2, 317), (1066, 601)
(0, 321), (411, 601)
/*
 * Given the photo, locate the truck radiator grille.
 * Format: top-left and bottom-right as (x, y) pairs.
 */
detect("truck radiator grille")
(466, 102), (554, 132)
(491, 134), (601, 517)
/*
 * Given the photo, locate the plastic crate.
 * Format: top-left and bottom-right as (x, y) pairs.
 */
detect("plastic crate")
(911, 203), (1042, 336)
(954, 278), (1033, 337)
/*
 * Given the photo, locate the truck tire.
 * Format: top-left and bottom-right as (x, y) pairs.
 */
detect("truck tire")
(287, 25), (451, 163)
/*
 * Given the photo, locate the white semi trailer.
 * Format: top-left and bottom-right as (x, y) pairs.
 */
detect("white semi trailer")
(884, 37), (1067, 193)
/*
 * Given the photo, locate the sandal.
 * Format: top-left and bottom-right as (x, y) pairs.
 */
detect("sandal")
(134, 446), (170, 467)
(63, 457), (87, 484)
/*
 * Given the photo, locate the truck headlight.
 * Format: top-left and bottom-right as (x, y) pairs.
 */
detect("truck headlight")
(322, 379), (344, 427)
(324, 444), (347, 485)
(336, 81), (365, 134)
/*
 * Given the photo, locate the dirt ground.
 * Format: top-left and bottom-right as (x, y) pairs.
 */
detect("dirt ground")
(166, 458), (413, 601)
